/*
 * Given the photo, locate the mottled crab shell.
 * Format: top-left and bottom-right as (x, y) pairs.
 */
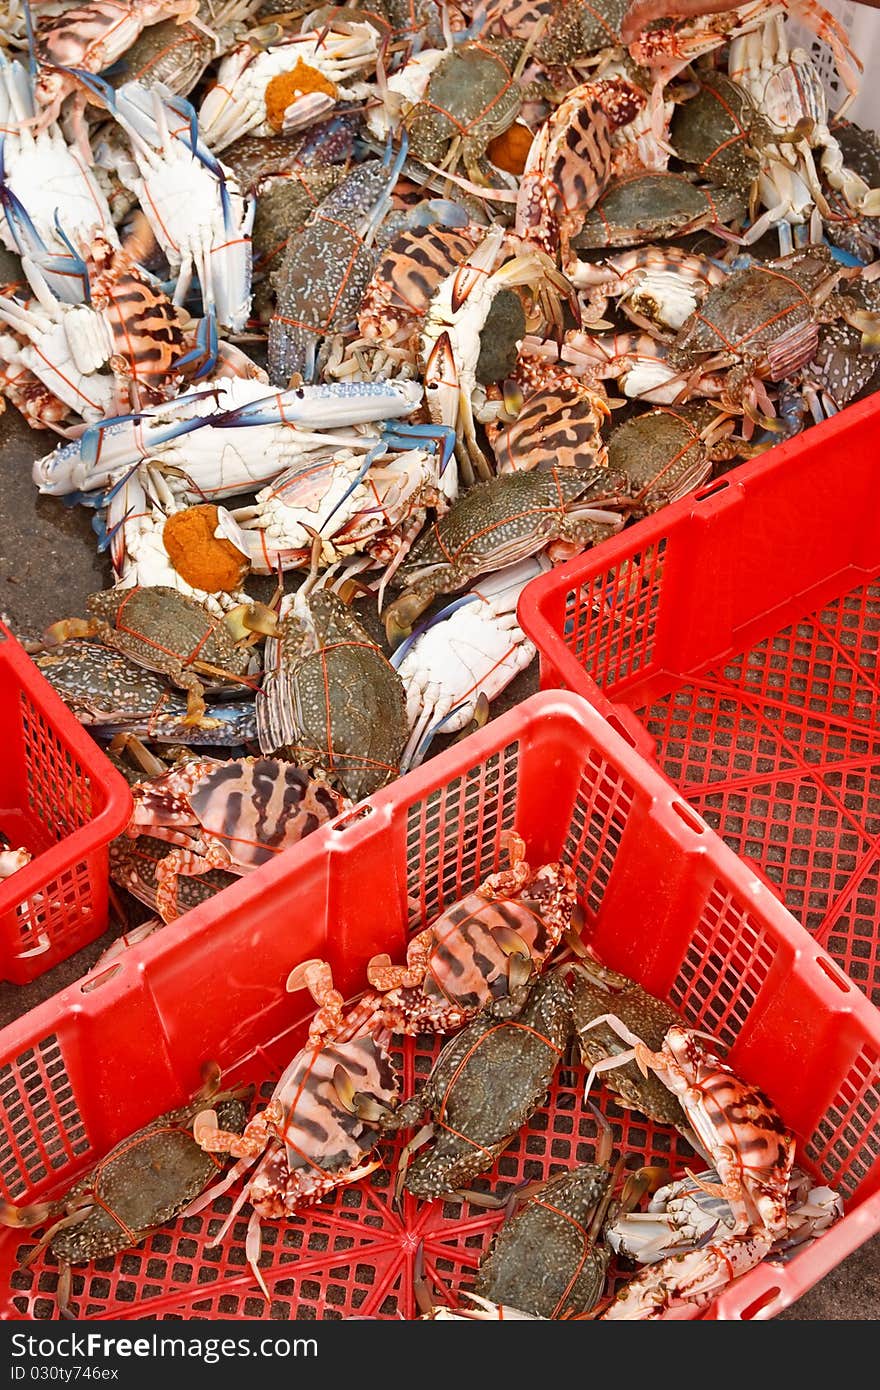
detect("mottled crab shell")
(572, 965), (687, 1129)
(258, 590), (408, 803)
(406, 40), (524, 166)
(606, 403), (719, 514)
(492, 381), (610, 473)
(86, 586), (253, 682)
(49, 1095), (249, 1265)
(572, 172), (746, 249)
(669, 248), (841, 374)
(394, 970), (574, 1197)
(476, 1163), (613, 1318)
(670, 73), (760, 192)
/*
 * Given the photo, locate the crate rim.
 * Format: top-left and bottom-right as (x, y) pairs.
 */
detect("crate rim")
(0, 622), (134, 917)
(516, 392), (880, 711)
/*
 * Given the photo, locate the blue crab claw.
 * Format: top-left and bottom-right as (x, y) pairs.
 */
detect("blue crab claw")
(92, 506), (129, 554)
(317, 437), (390, 535)
(208, 379), (423, 431)
(380, 421), (456, 471)
(51, 65), (117, 111)
(22, 1), (39, 80)
(389, 594), (477, 670)
(174, 311), (219, 379)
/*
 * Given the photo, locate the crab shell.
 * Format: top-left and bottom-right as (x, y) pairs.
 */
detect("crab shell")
(246, 1035), (400, 1216)
(128, 757), (346, 870)
(42, 1094), (249, 1267)
(367, 847), (579, 1033)
(476, 1163), (613, 1318)
(390, 970), (574, 1198)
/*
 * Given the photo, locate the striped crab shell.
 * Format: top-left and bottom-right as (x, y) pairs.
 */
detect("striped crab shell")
(364, 832), (581, 1033)
(191, 1026), (400, 1298)
(128, 756), (346, 870)
(490, 357), (610, 474)
(358, 221), (483, 353)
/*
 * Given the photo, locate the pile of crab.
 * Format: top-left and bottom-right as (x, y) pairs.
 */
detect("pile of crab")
(3, 836), (844, 1318)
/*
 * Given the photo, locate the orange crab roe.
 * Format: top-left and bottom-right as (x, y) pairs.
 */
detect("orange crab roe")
(487, 123), (533, 175)
(163, 505), (250, 594)
(264, 63), (338, 132)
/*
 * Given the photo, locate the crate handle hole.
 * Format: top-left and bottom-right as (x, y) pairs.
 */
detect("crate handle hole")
(815, 955), (852, 993)
(739, 1286), (782, 1320)
(332, 805), (374, 832)
(81, 964), (122, 993)
(695, 479), (730, 502)
(671, 800), (704, 834)
(606, 715), (636, 749)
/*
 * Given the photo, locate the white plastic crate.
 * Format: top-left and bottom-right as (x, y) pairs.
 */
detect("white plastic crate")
(787, 0), (880, 128)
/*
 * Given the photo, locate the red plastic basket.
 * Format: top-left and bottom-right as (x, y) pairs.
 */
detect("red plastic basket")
(0, 623), (133, 984)
(1, 691), (878, 1321)
(519, 394), (880, 1008)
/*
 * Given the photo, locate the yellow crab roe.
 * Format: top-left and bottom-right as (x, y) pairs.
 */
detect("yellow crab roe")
(265, 63), (338, 132)
(487, 123), (533, 176)
(163, 505), (250, 594)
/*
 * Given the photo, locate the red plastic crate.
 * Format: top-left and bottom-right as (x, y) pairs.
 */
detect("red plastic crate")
(520, 394), (880, 1007)
(1, 692), (878, 1321)
(0, 623), (132, 983)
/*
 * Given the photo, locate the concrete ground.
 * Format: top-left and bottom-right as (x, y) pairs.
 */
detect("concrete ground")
(0, 404), (878, 1320)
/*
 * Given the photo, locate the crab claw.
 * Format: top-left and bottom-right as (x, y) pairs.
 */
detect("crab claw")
(43, 618), (98, 645)
(192, 1108), (220, 1146)
(286, 957), (330, 997)
(384, 589), (432, 647)
(0, 1200), (54, 1228)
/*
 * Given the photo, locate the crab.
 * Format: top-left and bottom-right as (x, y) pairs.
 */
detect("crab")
(383, 464), (629, 643)
(473, 1121), (626, 1318)
(125, 755), (347, 922)
(571, 171), (746, 250)
(668, 244), (861, 403)
(487, 361), (611, 474)
(268, 153), (405, 385)
(250, 166), (346, 324)
(368, 39), (526, 183)
(582, 1015), (796, 1239)
(255, 578), (409, 803)
(606, 402), (752, 515)
(34, 639), (258, 747)
(190, 1023), (400, 1300)
(420, 223), (570, 482)
(392, 559), (545, 769)
(44, 586), (260, 729)
(572, 960), (689, 1129)
(0, 1082), (249, 1318)
(571, 245), (728, 335)
(378, 967), (573, 1200)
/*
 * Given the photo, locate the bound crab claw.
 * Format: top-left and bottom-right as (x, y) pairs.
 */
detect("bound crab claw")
(65, 70), (254, 333)
(391, 556), (547, 771)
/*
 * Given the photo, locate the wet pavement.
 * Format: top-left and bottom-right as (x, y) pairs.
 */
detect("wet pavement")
(0, 403), (877, 1319)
